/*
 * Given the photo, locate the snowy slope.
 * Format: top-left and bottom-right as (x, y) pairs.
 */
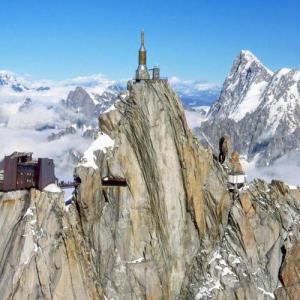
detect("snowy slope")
(208, 50), (273, 121)
(261, 68), (300, 136)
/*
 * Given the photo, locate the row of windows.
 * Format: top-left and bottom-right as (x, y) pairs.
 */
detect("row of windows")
(17, 179), (34, 185)
(18, 172), (35, 176)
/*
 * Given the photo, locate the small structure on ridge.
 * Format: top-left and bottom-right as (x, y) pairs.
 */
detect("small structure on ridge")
(0, 152), (56, 192)
(218, 136), (246, 192)
(135, 31), (167, 82)
(228, 151), (247, 191)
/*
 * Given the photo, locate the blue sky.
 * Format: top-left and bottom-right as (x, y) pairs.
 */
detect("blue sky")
(0, 0), (299, 83)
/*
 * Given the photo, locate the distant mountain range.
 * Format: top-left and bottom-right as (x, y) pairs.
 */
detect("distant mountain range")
(0, 71), (220, 135)
(0, 71), (220, 109)
(197, 50), (300, 183)
(168, 77), (221, 107)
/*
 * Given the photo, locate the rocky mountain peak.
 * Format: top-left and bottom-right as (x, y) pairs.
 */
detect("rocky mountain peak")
(237, 50), (271, 71)
(66, 86), (93, 105)
(62, 84), (122, 124)
(229, 50), (273, 81)
(0, 70), (17, 84)
(200, 50), (300, 168)
(208, 50), (273, 121)
(75, 79), (231, 299)
(62, 86), (97, 122)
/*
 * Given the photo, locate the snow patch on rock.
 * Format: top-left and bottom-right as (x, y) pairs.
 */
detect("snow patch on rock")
(127, 257), (144, 264)
(195, 277), (221, 299)
(79, 132), (115, 169)
(43, 183), (62, 193)
(258, 287), (275, 299)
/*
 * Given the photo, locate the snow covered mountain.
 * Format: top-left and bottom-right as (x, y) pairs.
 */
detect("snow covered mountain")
(199, 50), (300, 176)
(207, 50), (274, 121)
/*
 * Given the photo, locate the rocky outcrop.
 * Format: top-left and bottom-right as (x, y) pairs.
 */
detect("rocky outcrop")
(47, 126), (77, 141)
(61, 85), (123, 126)
(1, 80), (300, 299)
(62, 87), (98, 122)
(76, 80), (300, 299)
(181, 180), (300, 299)
(0, 189), (102, 299)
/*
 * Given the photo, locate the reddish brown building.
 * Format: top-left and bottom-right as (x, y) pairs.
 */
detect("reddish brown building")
(0, 152), (56, 192)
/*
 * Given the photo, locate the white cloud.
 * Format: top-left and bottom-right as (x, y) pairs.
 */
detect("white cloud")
(0, 127), (91, 180)
(168, 76), (184, 85)
(243, 151), (300, 186)
(185, 108), (210, 129)
(7, 105), (59, 129)
(169, 76), (221, 93)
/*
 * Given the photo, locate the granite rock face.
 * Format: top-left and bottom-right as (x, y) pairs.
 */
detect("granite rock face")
(75, 80), (230, 299)
(61, 85), (123, 127)
(1, 80), (300, 299)
(0, 189), (102, 299)
(75, 80), (300, 299)
(181, 180), (300, 299)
